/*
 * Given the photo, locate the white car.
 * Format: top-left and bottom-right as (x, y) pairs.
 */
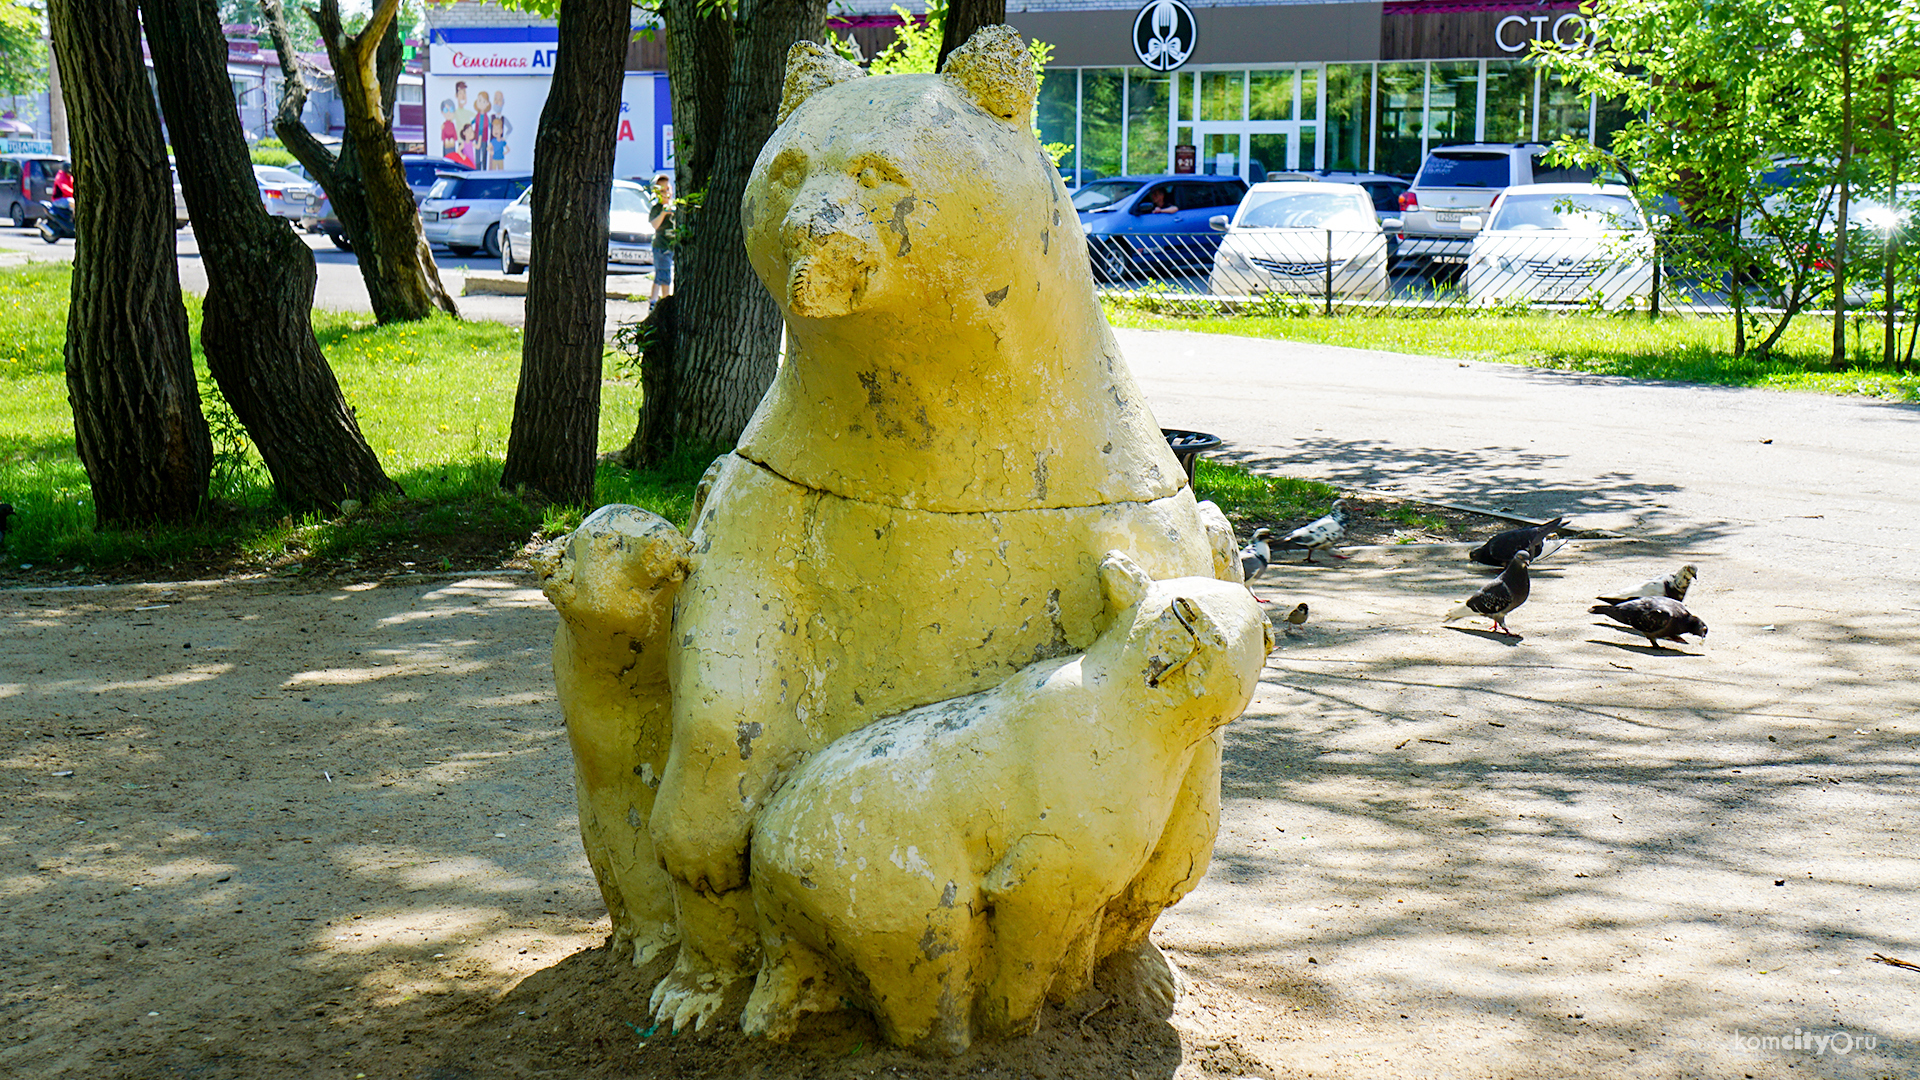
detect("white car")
(419, 170), (532, 257)
(1463, 183), (1654, 309)
(253, 164), (311, 221)
(1206, 182), (1394, 300)
(498, 178), (655, 276)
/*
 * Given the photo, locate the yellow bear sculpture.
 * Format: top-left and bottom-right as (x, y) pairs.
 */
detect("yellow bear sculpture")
(542, 25), (1261, 1042)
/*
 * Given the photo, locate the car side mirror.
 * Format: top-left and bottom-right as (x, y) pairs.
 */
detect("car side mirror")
(1208, 214), (1230, 232)
(1460, 215), (1484, 232)
(1381, 217), (1403, 231)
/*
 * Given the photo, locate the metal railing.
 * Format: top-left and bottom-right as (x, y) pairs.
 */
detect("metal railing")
(1087, 228), (1918, 326)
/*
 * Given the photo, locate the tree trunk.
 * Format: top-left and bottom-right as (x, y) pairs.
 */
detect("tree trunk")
(1830, 12), (1854, 368)
(624, 0), (828, 463)
(47, 0), (211, 525)
(144, 0), (401, 511)
(937, 0), (1005, 71)
(261, 0), (458, 324)
(499, 0), (631, 505)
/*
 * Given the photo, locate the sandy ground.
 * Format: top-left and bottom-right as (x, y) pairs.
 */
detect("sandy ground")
(3, 530), (1916, 1079)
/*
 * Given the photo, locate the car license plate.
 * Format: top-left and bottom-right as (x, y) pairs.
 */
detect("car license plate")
(421, 210), (439, 222)
(1430, 253), (1468, 264)
(1432, 210), (1466, 222)
(609, 248), (650, 264)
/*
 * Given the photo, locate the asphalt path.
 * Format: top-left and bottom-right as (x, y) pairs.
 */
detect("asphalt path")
(1120, 326), (1920, 594)
(0, 219), (653, 330)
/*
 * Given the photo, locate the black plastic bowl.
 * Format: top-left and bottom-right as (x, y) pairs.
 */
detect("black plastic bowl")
(1161, 428), (1221, 484)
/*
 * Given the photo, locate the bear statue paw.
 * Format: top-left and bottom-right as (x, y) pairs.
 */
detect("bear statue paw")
(649, 960), (745, 1034)
(1102, 939), (1187, 1018)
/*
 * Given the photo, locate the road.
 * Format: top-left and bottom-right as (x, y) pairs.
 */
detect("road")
(0, 219), (655, 330)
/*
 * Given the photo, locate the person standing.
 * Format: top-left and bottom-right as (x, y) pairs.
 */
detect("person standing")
(649, 173), (675, 303)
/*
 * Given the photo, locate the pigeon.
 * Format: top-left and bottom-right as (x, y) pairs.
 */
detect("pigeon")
(1469, 515), (1565, 567)
(1589, 596), (1709, 649)
(1596, 564), (1697, 605)
(1444, 551), (1531, 635)
(1238, 528), (1273, 588)
(1273, 500), (1351, 563)
(1284, 602), (1309, 626)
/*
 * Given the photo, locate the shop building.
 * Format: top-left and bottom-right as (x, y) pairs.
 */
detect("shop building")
(894, 0), (1631, 182)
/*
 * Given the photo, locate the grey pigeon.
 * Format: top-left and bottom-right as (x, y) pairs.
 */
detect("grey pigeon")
(1444, 551), (1531, 635)
(1590, 596), (1709, 649)
(1597, 564), (1696, 605)
(1274, 500), (1351, 563)
(1239, 528), (1273, 584)
(1469, 515), (1565, 567)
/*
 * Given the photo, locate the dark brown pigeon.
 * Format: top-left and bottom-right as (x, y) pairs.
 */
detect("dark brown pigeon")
(1445, 551), (1531, 635)
(1590, 596), (1709, 649)
(1469, 515), (1564, 567)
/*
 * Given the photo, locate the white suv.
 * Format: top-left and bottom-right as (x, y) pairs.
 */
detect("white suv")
(1395, 143), (1606, 267)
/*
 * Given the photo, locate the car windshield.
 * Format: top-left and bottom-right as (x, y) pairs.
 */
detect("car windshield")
(1235, 191), (1376, 230)
(254, 166), (302, 185)
(1490, 193), (1644, 232)
(610, 186), (649, 215)
(1073, 180), (1143, 211)
(1418, 152), (1510, 189)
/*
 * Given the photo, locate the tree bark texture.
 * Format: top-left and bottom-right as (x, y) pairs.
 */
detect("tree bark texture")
(629, 0), (829, 461)
(47, 0), (211, 525)
(499, 0), (631, 505)
(262, 0), (458, 324)
(937, 0), (1006, 71)
(144, 0), (401, 511)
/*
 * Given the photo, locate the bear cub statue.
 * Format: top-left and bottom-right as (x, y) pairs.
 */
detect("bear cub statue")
(743, 552), (1274, 1056)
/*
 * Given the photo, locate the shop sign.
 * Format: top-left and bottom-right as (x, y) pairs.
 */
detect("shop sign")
(0, 138), (53, 155)
(1495, 12), (1591, 52)
(1132, 0), (1197, 72)
(1174, 144), (1196, 174)
(432, 41), (561, 75)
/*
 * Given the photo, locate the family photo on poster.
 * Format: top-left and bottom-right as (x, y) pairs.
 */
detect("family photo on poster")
(439, 81), (515, 170)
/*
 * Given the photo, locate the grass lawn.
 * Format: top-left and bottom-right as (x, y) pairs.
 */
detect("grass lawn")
(0, 261), (689, 577)
(1103, 303), (1920, 402)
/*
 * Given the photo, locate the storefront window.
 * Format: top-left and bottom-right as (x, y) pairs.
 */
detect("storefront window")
(1376, 62), (1425, 178)
(1300, 67), (1318, 122)
(1539, 71), (1591, 145)
(1080, 68), (1124, 180)
(1126, 68), (1172, 174)
(1037, 69), (1077, 176)
(1426, 60), (1479, 146)
(1484, 59), (1535, 143)
(1593, 93), (1635, 153)
(1200, 70), (1245, 122)
(1324, 64), (1372, 172)
(1250, 70), (1292, 121)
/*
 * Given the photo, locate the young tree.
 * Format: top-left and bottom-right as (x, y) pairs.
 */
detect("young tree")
(145, 0), (402, 511)
(260, 0), (459, 324)
(46, 0), (212, 524)
(499, 0), (633, 505)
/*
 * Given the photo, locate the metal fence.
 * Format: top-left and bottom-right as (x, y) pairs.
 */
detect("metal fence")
(1088, 228), (1918, 324)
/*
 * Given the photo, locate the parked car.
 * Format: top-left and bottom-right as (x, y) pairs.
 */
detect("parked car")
(253, 163), (312, 221)
(418, 170), (532, 257)
(1266, 170), (1410, 225)
(1206, 181), (1396, 300)
(1395, 143), (1616, 268)
(301, 154), (467, 251)
(498, 178), (656, 276)
(1462, 183), (1654, 309)
(1074, 174), (1249, 282)
(1, 154), (67, 227)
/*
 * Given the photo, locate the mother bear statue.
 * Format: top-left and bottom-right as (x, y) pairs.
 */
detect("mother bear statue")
(538, 25), (1263, 1042)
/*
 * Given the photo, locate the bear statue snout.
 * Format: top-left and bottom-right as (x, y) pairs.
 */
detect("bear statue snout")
(782, 194), (882, 319)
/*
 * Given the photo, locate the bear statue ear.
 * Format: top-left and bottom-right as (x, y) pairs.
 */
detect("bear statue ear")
(779, 40), (867, 125)
(939, 24), (1038, 123)
(1099, 551), (1153, 616)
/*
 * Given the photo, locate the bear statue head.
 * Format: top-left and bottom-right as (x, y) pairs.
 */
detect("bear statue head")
(742, 26), (1076, 326)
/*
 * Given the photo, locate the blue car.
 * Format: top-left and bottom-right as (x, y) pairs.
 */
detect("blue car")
(1074, 174), (1250, 282)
